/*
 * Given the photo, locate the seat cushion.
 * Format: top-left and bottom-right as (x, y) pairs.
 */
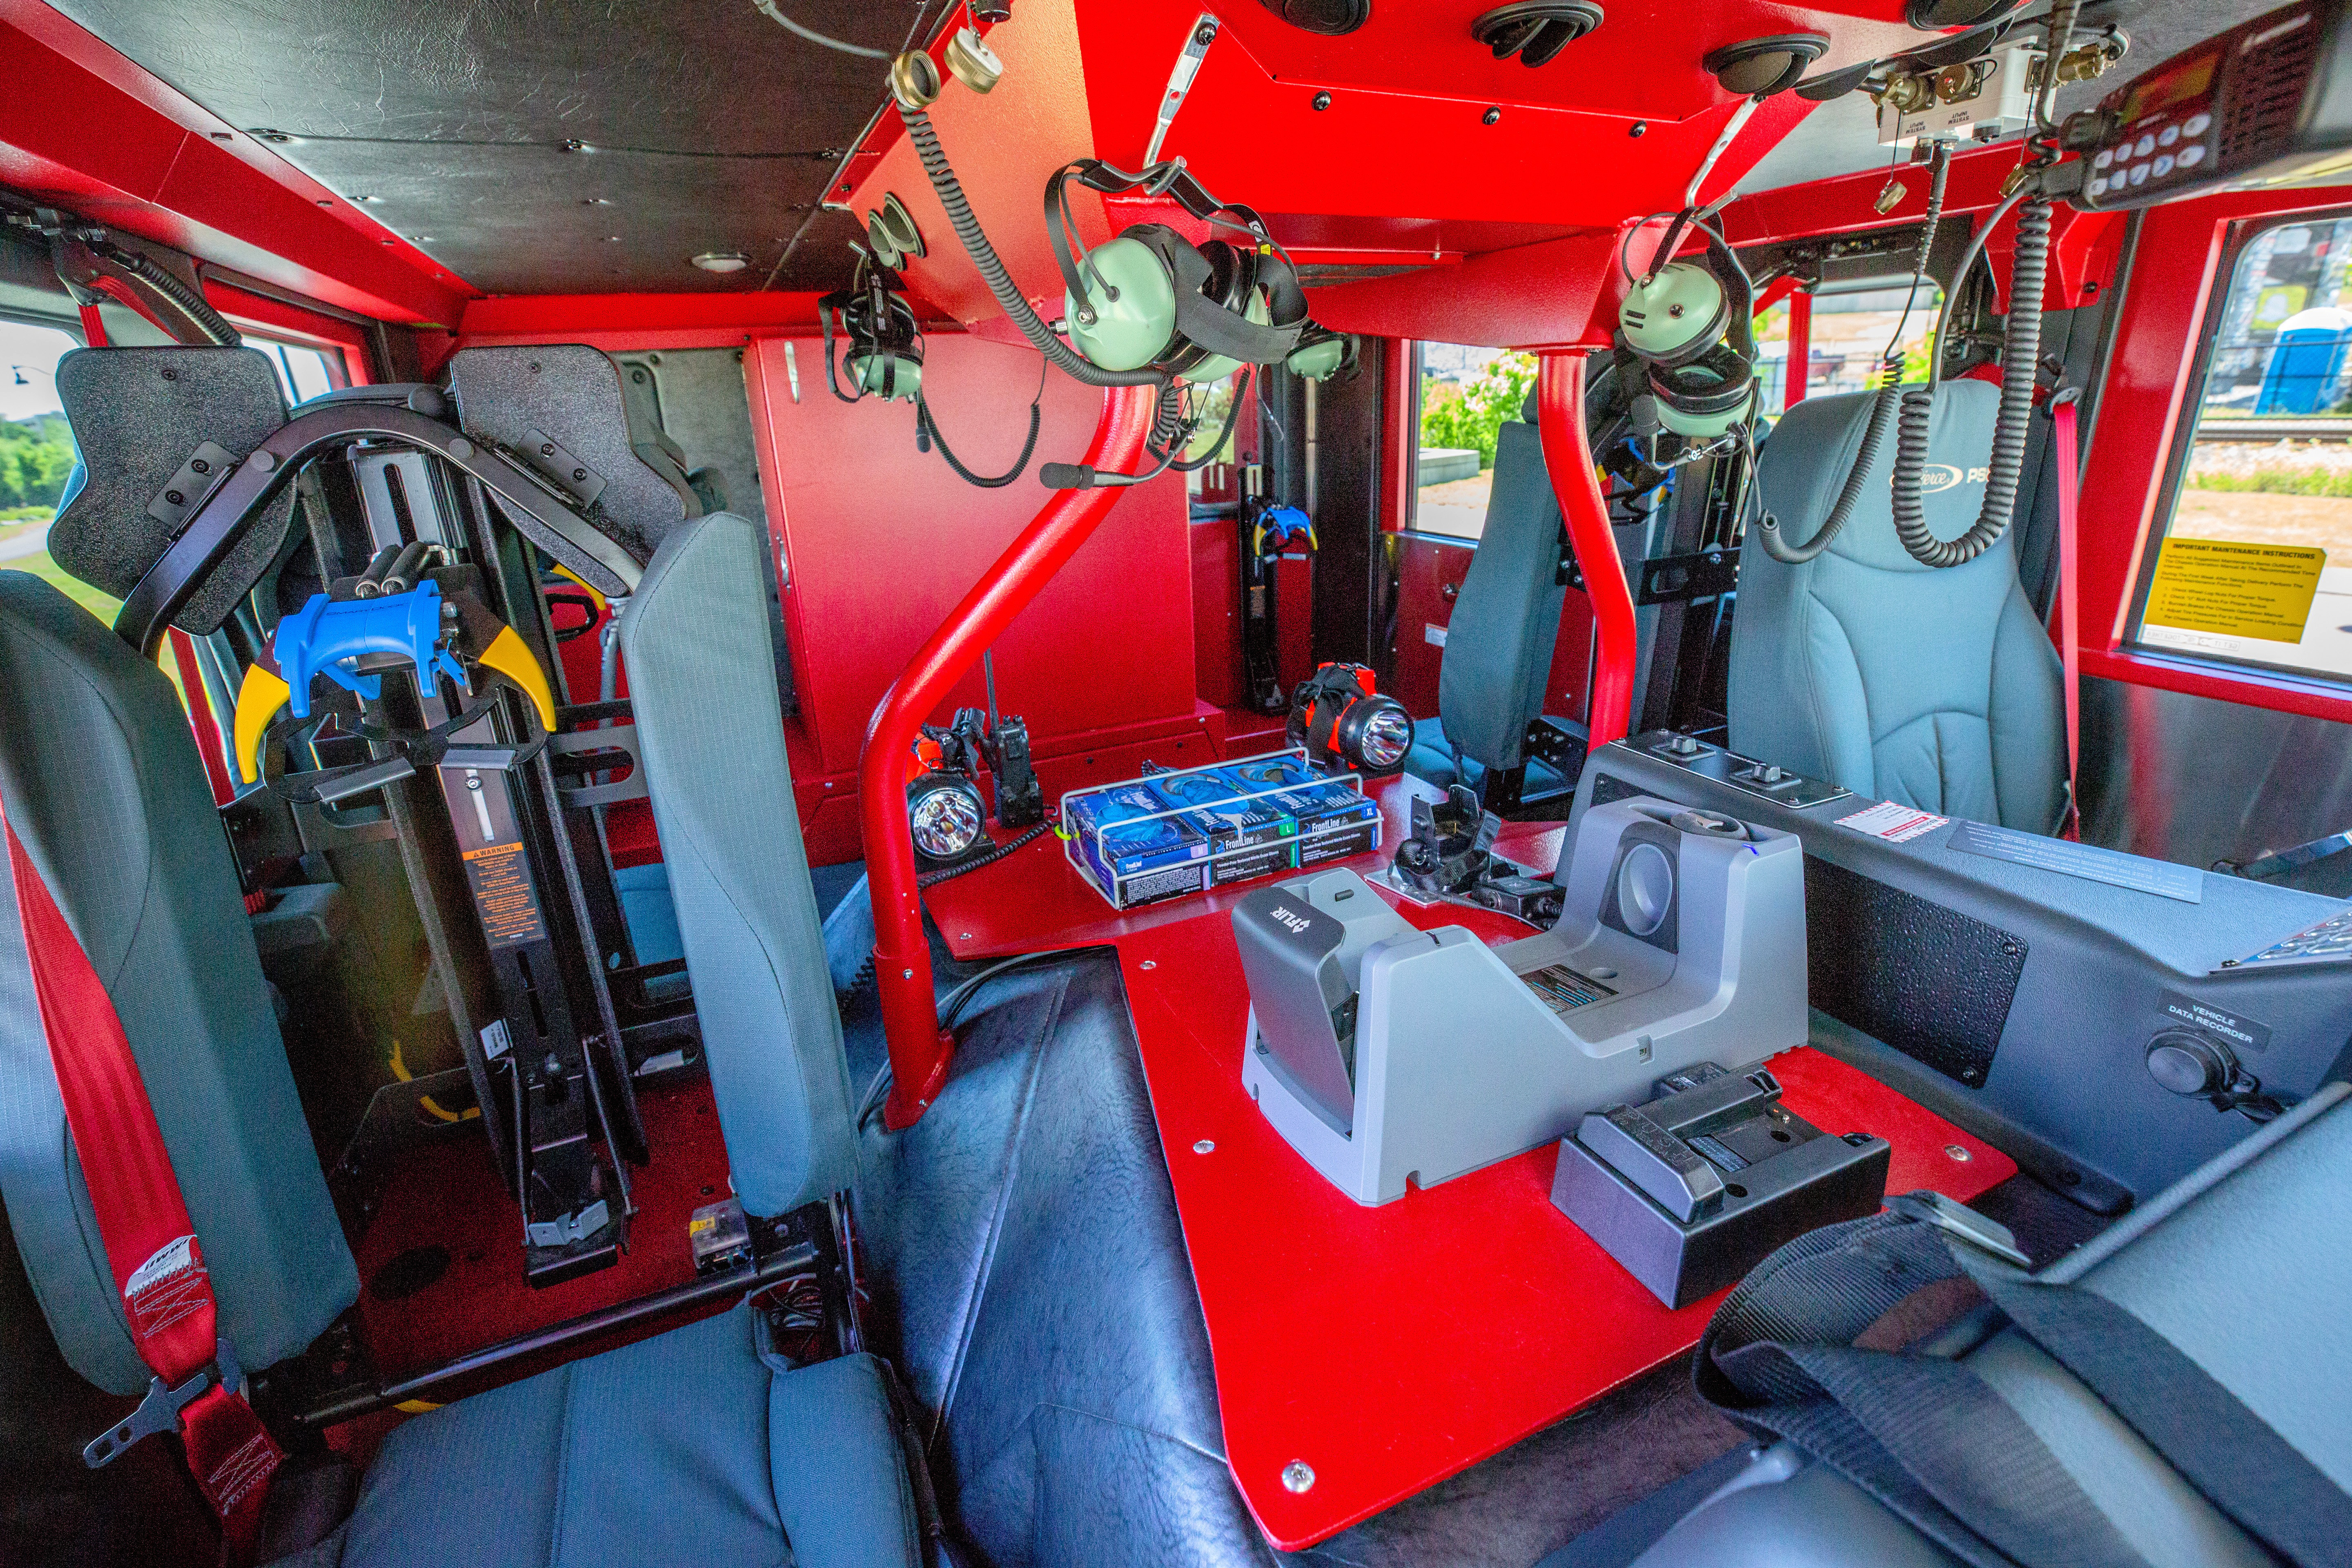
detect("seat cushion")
(279, 1303), (920, 1568)
(1405, 714), (1573, 800)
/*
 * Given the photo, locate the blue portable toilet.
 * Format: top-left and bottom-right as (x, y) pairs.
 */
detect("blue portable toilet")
(2255, 305), (2352, 414)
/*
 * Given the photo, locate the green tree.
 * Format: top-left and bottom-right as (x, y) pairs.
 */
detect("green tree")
(1420, 352), (1538, 470)
(0, 414), (75, 513)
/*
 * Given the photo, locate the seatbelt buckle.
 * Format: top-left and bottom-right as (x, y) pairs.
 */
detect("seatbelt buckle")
(1889, 1190), (2033, 1269)
(81, 1337), (243, 1469)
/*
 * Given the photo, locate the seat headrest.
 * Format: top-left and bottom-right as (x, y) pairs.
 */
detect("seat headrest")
(49, 347), (296, 635)
(1755, 380), (2002, 573)
(446, 346), (689, 566)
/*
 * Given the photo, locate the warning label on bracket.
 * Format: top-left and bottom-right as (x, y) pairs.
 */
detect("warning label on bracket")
(464, 840), (547, 949)
(2143, 537), (2326, 644)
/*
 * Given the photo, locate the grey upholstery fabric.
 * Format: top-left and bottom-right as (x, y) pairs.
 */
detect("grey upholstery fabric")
(1728, 382), (2066, 832)
(1401, 714), (1577, 799)
(50, 347), (295, 634)
(0, 572), (355, 1395)
(1627, 1094), (2352, 1568)
(445, 345), (688, 565)
(1434, 414), (1568, 773)
(274, 1303), (922, 1568)
(618, 512), (855, 1219)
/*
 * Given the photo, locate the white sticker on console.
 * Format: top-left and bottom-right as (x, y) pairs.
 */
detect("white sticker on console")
(1835, 801), (1948, 843)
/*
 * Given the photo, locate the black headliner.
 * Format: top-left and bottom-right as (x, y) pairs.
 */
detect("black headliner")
(48, 0), (941, 295)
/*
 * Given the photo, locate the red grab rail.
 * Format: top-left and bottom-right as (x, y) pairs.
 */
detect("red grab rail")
(1535, 352), (1638, 749)
(862, 382), (1160, 1129)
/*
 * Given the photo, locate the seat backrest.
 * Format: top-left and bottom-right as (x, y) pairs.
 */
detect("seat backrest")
(445, 345), (689, 566)
(617, 513), (855, 1219)
(50, 346), (295, 635)
(0, 573), (357, 1396)
(1728, 381), (2065, 833)
(1438, 395), (1567, 773)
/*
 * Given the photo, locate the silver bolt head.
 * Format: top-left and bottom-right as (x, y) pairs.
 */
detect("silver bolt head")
(1945, 1143), (1971, 1162)
(1282, 1461), (1315, 1493)
(1193, 1139), (1215, 1154)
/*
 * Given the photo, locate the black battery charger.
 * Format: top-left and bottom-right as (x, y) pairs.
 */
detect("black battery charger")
(1550, 1062), (1890, 1308)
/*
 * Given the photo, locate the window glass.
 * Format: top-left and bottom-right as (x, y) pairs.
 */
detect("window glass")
(2133, 214), (2352, 681)
(255, 338), (343, 403)
(1185, 371), (1243, 511)
(1414, 344), (1537, 541)
(1800, 281), (1942, 401)
(0, 317), (115, 621)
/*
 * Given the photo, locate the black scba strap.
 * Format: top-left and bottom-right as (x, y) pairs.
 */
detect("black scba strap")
(1045, 159), (1309, 368)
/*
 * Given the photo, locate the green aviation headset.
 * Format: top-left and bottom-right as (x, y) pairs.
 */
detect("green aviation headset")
(1613, 218), (1758, 441)
(1043, 158), (1353, 384)
(820, 252), (924, 403)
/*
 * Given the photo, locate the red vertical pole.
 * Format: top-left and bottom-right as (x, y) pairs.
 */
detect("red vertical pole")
(1535, 353), (1637, 750)
(1784, 288), (1812, 412)
(864, 382), (1159, 1129)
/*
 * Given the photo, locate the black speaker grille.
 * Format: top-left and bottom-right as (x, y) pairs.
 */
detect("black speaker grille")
(1804, 856), (2026, 1088)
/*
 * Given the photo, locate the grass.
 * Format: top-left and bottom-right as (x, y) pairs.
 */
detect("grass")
(6, 549), (123, 623)
(2185, 466), (2352, 498)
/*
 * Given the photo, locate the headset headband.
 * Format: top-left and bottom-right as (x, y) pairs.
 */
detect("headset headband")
(1045, 160), (1310, 365)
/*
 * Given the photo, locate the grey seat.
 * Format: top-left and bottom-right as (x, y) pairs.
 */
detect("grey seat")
(1405, 395), (1584, 800)
(1728, 382), (2066, 832)
(1574, 1085), (2352, 1568)
(618, 512), (856, 1222)
(283, 1301), (920, 1568)
(0, 567), (918, 1566)
(0, 570), (358, 1398)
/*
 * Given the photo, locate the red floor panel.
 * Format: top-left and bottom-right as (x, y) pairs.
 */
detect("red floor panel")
(351, 1080), (737, 1380)
(1115, 897), (2016, 1550)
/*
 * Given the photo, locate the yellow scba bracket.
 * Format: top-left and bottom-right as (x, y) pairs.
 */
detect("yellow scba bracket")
(234, 664), (292, 785)
(478, 624), (559, 736)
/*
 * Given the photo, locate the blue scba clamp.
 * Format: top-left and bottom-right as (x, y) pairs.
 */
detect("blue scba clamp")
(274, 581), (467, 719)
(1252, 504), (1316, 555)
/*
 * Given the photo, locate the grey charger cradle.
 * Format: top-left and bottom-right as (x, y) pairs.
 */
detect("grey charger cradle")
(1233, 796), (1808, 1205)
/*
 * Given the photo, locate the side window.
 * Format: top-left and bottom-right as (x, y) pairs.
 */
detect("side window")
(1412, 344), (1536, 541)
(1797, 278), (1942, 402)
(0, 316), (111, 619)
(252, 337), (346, 404)
(1184, 370), (1245, 514)
(2131, 212), (2352, 682)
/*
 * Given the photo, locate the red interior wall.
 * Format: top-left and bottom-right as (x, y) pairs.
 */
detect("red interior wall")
(744, 333), (1200, 857)
(1192, 517), (1245, 710)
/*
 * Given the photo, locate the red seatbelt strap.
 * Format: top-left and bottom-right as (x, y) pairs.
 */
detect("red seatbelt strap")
(0, 808), (281, 1554)
(2051, 391), (2082, 842)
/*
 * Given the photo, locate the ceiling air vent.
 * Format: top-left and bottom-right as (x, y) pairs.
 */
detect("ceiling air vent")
(1256, 0), (1372, 37)
(1472, 2), (1604, 68)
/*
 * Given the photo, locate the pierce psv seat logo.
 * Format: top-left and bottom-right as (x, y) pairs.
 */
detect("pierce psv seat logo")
(1918, 464), (1991, 493)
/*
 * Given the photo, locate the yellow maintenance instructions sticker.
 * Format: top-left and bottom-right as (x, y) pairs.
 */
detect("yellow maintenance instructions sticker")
(2143, 537), (2327, 644)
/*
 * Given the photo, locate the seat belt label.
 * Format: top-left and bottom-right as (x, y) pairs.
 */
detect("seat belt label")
(125, 1234), (208, 1337)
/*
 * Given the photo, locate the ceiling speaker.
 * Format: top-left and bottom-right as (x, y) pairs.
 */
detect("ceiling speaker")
(1703, 33), (1829, 97)
(1472, 1), (1604, 67)
(1906, 0), (2021, 27)
(1256, 0), (1371, 36)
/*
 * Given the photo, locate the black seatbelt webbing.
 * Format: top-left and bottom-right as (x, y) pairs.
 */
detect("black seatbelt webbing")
(1699, 1211), (2144, 1568)
(1973, 1275), (2352, 1568)
(1699, 1201), (2352, 1568)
